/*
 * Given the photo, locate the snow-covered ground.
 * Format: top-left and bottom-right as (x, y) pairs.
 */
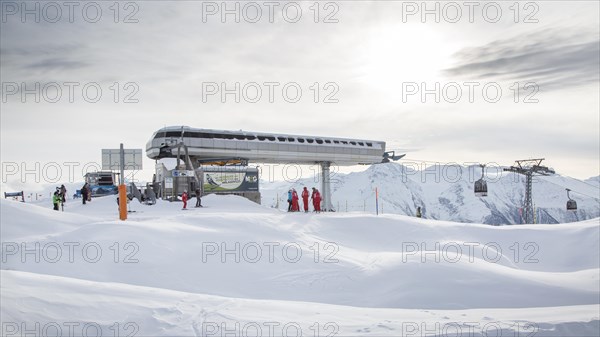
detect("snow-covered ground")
(1, 194), (599, 336)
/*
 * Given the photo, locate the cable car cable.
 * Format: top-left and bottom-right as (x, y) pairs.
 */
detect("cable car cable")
(534, 177), (600, 200)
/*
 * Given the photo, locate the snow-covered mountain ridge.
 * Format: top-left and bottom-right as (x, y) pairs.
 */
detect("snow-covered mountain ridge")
(262, 163), (600, 225)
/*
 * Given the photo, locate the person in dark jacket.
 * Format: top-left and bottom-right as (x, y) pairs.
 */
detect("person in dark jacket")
(81, 183), (90, 204)
(59, 184), (67, 203)
(287, 189), (293, 212)
(416, 206), (422, 218)
(195, 188), (202, 207)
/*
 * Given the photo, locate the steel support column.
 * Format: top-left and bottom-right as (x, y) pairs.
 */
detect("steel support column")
(523, 172), (533, 224)
(320, 162), (333, 211)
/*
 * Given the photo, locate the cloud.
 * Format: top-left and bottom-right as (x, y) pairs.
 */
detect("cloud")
(1, 2), (598, 180)
(25, 58), (89, 71)
(444, 28), (600, 91)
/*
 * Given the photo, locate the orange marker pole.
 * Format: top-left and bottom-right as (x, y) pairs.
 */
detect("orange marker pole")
(118, 184), (127, 220)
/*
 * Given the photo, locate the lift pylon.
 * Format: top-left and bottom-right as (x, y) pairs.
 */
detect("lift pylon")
(503, 158), (554, 224)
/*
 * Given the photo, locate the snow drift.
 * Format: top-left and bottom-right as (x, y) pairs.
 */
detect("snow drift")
(1, 194), (599, 336)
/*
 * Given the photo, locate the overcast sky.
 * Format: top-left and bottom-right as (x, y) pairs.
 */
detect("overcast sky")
(1, 0), (599, 188)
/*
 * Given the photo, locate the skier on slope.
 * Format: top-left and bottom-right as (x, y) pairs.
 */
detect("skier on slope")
(181, 190), (189, 210)
(311, 187), (322, 213)
(59, 184), (67, 203)
(52, 191), (61, 211)
(81, 183), (89, 205)
(287, 189), (293, 212)
(195, 187), (202, 208)
(301, 187), (310, 212)
(314, 189), (322, 212)
(86, 183), (92, 202)
(292, 189), (299, 212)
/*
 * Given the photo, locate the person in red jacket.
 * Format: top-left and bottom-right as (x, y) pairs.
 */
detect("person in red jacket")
(292, 189), (300, 212)
(181, 190), (189, 210)
(311, 187), (322, 212)
(314, 189), (322, 212)
(301, 187), (309, 212)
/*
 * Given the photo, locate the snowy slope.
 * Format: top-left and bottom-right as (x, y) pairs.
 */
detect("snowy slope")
(1, 195), (599, 336)
(262, 164), (600, 225)
(2, 271), (599, 337)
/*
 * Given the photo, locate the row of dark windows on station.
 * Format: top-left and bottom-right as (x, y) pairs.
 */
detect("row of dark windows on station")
(156, 131), (374, 147)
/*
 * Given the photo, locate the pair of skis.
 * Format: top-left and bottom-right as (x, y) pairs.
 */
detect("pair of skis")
(182, 205), (204, 210)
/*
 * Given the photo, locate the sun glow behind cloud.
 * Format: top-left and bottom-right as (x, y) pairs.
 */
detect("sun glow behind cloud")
(358, 24), (454, 95)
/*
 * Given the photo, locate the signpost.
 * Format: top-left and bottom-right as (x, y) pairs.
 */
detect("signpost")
(102, 145), (143, 221)
(164, 177), (174, 200)
(102, 148), (143, 181)
(4, 191), (24, 202)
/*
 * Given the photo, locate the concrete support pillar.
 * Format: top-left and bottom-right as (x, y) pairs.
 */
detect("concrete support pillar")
(320, 161), (333, 211)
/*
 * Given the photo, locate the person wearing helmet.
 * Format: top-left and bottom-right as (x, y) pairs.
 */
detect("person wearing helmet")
(182, 190), (189, 210)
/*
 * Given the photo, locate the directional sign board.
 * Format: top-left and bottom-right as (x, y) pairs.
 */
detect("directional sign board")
(172, 170), (195, 177)
(102, 149), (143, 170)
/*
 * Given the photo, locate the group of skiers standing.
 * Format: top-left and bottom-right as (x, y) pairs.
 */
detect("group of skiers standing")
(52, 184), (67, 211)
(288, 187), (322, 213)
(52, 183), (94, 210)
